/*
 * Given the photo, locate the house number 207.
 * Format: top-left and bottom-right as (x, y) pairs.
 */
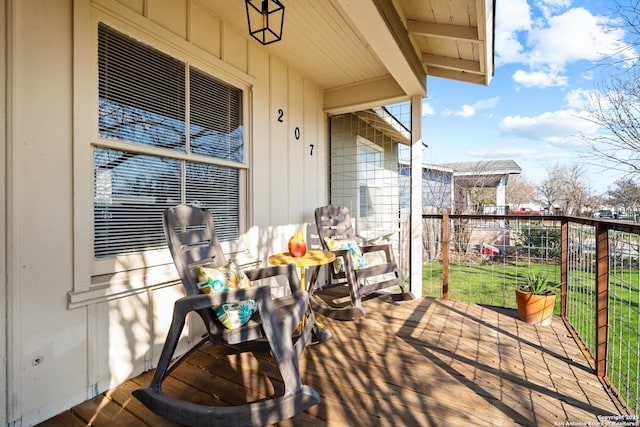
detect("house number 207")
(277, 109), (312, 155)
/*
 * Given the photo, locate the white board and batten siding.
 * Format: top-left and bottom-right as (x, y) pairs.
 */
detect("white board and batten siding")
(4, 0), (327, 425)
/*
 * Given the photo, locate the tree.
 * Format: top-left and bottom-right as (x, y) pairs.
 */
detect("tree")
(538, 164), (591, 215)
(470, 187), (496, 210)
(538, 165), (564, 213)
(450, 161), (513, 214)
(422, 167), (454, 211)
(606, 178), (640, 218)
(578, 1), (640, 179)
(506, 175), (538, 207)
(581, 76), (640, 177)
(564, 164), (592, 215)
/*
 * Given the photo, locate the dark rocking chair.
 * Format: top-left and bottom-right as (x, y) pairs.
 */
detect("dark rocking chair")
(133, 205), (319, 427)
(311, 205), (414, 320)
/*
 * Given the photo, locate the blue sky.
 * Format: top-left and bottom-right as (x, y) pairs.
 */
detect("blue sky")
(420, 0), (637, 194)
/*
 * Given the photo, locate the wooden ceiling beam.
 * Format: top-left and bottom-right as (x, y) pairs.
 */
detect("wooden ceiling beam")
(422, 54), (482, 74)
(426, 67), (487, 85)
(335, 0), (426, 98)
(407, 20), (480, 43)
(323, 76), (408, 114)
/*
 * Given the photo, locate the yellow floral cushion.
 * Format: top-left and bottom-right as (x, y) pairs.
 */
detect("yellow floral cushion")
(324, 238), (368, 273)
(198, 260), (257, 329)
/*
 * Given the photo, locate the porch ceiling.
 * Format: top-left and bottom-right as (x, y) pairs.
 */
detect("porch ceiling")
(197, 0), (495, 113)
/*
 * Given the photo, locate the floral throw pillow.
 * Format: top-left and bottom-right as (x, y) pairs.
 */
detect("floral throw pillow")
(324, 238), (368, 274)
(198, 260), (257, 329)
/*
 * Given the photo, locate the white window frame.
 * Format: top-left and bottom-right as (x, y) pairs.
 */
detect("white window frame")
(357, 135), (384, 168)
(70, 2), (256, 305)
(357, 135), (384, 220)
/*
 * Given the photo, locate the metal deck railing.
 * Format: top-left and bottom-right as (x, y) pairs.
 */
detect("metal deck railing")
(420, 213), (640, 417)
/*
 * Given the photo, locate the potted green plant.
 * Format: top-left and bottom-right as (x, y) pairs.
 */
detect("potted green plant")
(515, 271), (559, 326)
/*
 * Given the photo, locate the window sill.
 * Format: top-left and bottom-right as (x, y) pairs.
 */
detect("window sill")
(67, 263), (180, 309)
(67, 249), (261, 309)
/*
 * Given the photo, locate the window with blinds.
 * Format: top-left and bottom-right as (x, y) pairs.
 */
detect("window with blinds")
(95, 23), (243, 259)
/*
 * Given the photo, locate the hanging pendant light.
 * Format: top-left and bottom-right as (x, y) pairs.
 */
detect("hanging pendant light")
(245, 0), (285, 45)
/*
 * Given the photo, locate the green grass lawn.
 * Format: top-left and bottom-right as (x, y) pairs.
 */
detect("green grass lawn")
(421, 261), (561, 312)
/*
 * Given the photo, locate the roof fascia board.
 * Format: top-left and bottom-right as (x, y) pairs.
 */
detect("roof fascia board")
(334, 0), (426, 98)
(454, 170), (521, 176)
(324, 75), (408, 114)
(478, 0), (495, 85)
(398, 161), (455, 174)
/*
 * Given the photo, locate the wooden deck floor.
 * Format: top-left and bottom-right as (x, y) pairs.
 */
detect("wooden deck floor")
(38, 295), (624, 427)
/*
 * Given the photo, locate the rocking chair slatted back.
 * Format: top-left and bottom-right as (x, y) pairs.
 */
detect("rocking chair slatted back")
(313, 205), (414, 320)
(163, 205), (226, 296)
(316, 207), (353, 240)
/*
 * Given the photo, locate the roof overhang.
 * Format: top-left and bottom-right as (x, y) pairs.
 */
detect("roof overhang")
(353, 107), (412, 145)
(198, 0), (495, 113)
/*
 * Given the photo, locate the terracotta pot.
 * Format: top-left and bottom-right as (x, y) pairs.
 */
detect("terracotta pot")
(515, 288), (556, 326)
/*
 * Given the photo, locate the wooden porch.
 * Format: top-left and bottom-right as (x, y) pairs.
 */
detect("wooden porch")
(38, 294), (623, 426)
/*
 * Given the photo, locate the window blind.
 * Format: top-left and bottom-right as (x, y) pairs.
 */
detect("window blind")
(95, 24), (244, 260)
(94, 148), (181, 258)
(98, 23), (186, 151)
(186, 163), (240, 241)
(190, 68), (243, 162)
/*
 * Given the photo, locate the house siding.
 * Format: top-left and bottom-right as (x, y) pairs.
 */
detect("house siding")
(3, 0), (328, 424)
(1, 0), (8, 424)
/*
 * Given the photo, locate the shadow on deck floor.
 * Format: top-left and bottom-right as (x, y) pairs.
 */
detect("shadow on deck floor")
(37, 294), (624, 426)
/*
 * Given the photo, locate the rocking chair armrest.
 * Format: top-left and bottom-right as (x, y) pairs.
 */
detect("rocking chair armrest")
(172, 284), (272, 315)
(326, 248), (359, 279)
(273, 289), (310, 335)
(327, 248), (351, 257)
(243, 264), (302, 295)
(243, 264), (300, 282)
(170, 279), (308, 335)
(360, 243), (395, 261)
(326, 248), (355, 265)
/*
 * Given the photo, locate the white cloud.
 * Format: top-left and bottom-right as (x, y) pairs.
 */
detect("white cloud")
(539, 0), (572, 7)
(422, 101), (436, 116)
(496, 4), (637, 87)
(469, 146), (537, 157)
(534, 0), (572, 20)
(472, 96), (500, 110)
(467, 146), (571, 161)
(444, 97), (499, 118)
(495, 0), (532, 64)
(581, 70), (594, 81)
(527, 8), (631, 68)
(499, 109), (600, 143)
(512, 69), (568, 87)
(565, 88), (596, 109)
(454, 105), (476, 118)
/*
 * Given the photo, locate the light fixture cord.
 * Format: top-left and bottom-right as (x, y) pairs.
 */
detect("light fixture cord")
(261, 0), (268, 28)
